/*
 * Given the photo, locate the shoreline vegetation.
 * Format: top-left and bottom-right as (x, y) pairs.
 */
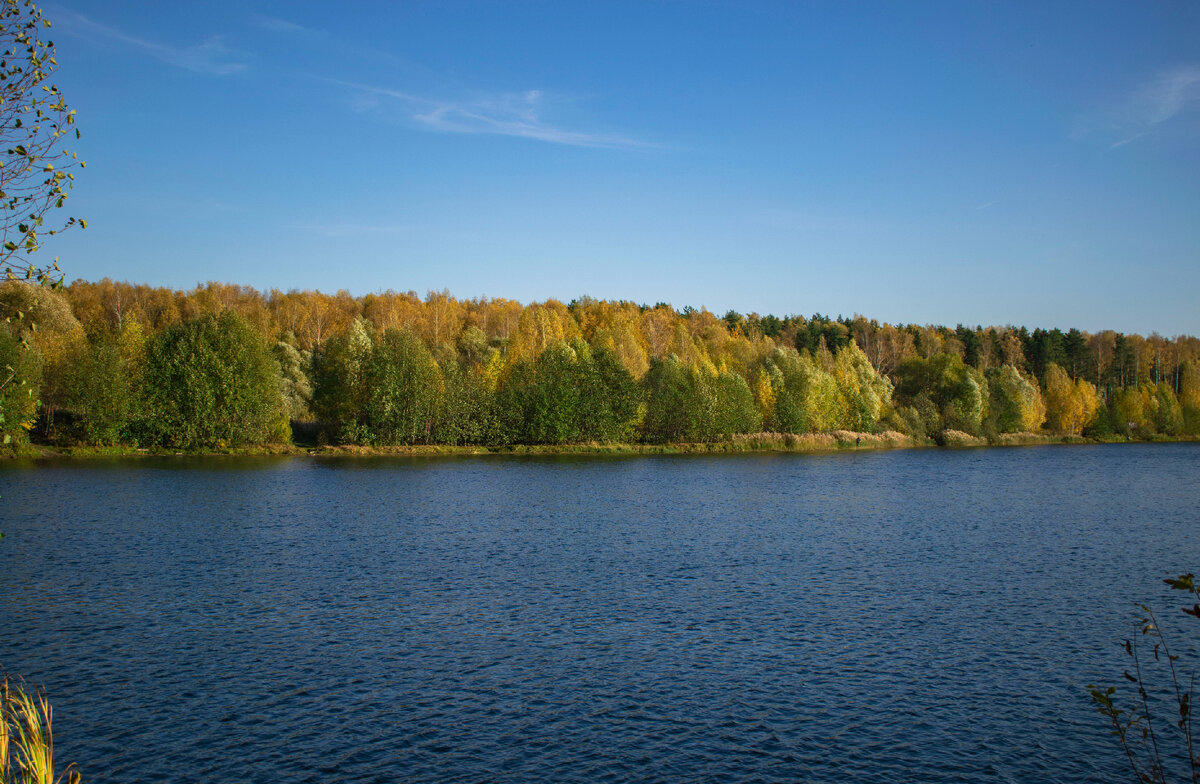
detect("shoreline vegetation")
(2, 280), (1199, 457)
(5, 430), (1196, 461)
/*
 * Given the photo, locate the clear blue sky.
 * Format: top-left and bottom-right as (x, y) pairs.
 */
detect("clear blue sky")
(41, 1), (1200, 335)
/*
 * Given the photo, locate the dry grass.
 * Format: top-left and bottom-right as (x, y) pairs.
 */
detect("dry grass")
(940, 429), (988, 447)
(727, 430), (915, 452)
(991, 431), (1057, 446)
(0, 678), (79, 784)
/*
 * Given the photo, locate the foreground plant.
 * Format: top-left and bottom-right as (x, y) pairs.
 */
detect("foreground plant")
(0, 678), (78, 784)
(1090, 573), (1199, 783)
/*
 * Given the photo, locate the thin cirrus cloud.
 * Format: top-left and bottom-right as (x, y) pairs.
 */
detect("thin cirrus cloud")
(55, 9), (247, 76)
(255, 14), (652, 150)
(329, 78), (653, 149)
(249, 13), (329, 41)
(1104, 64), (1200, 149)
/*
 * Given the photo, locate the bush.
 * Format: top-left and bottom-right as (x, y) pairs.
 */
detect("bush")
(141, 311), (288, 449)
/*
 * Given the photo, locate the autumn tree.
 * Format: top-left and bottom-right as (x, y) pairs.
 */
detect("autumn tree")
(893, 353), (988, 436)
(753, 366), (777, 430)
(1110, 385), (1148, 437)
(833, 341), (893, 432)
(0, 315), (37, 443)
(274, 339), (312, 422)
(1180, 361), (1200, 435)
(0, 279), (80, 436)
(506, 300), (579, 365)
(1151, 383), (1183, 436)
(1042, 363), (1100, 436)
(766, 346), (839, 434)
(984, 364), (1046, 434)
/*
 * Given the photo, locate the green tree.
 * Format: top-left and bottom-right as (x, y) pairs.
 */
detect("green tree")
(767, 346), (839, 434)
(1111, 385), (1149, 438)
(433, 357), (494, 445)
(0, 320), (38, 444)
(985, 364), (1046, 434)
(63, 336), (128, 444)
(642, 354), (692, 443)
(274, 340), (312, 422)
(711, 367), (761, 438)
(574, 340), (639, 442)
(504, 341), (582, 445)
(833, 341), (893, 432)
(894, 353), (988, 435)
(0, 279), (80, 439)
(310, 316), (373, 442)
(1181, 361), (1200, 436)
(364, 327), (442, 445)
(456, 325), (489, 367)
(1083, 398), (1116, 439)
(1152, 383), (1184, 437)
(141, 311), (287, 449)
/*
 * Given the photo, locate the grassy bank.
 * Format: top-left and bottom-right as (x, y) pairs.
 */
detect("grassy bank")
(4, 431), (1196, 460)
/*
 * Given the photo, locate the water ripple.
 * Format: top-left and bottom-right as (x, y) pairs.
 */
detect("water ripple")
(1, 445), (1198, 782)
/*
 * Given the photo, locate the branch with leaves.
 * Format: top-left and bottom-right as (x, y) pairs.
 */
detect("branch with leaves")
(0, 0), (85, 289)
(1090, 573), (1199, 784)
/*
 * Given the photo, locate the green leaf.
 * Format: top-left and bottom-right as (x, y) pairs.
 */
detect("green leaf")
(1164, 574), (1195, 591)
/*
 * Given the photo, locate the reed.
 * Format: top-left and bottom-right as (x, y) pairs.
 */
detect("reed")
(0, 678), (79, 784)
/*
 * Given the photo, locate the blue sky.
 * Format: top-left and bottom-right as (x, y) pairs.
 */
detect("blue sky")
(40, 1), (1200, 335)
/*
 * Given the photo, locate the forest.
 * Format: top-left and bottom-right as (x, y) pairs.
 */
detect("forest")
(1, 278), (1198, 451)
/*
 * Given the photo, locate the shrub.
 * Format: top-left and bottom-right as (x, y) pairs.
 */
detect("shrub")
(141, 311), (287, 449)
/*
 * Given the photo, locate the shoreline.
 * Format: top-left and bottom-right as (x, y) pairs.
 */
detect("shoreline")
(4, 431), (1196, 461)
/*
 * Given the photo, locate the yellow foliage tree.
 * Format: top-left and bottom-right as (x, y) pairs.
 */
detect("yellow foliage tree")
(1043, 363), (1100, 435)
(506, 300), (579, 365)
(753, 367), (776, 429)
(1180, 360), (1200, 434)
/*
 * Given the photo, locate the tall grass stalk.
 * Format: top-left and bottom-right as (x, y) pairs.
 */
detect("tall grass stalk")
(0, 678), (79, 784)
(1090, 574), (1199, 784)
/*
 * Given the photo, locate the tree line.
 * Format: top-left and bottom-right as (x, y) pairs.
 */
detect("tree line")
(1, 279), (1198, 449)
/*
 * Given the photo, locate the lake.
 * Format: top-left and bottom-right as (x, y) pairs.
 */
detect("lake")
(2, 444), (1198, 782)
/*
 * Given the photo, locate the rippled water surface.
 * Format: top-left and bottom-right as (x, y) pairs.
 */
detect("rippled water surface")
(2, 444), (1199, 782)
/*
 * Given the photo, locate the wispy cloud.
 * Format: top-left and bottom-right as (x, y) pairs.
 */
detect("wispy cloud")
(249, 14), (648, 149)
(1079, 64), (1200, 149)
(1129, 65), (1200, 125)
(56, 10), (247, 76)
(329, 79), (652, 149)
(251, 15), (310, 35)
